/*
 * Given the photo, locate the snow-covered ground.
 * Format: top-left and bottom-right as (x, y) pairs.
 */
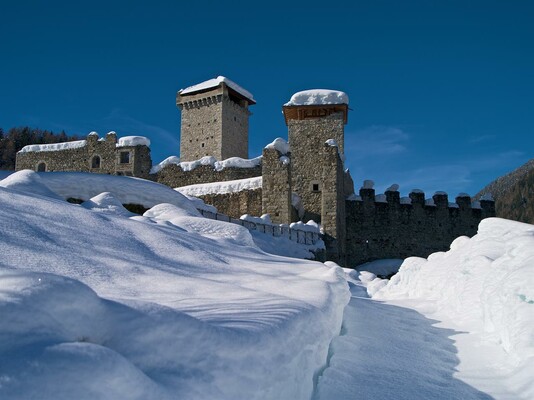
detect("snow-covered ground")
(1, 170), (532, 400)
(0, 170), (349, 400)
(316, 219), (534, 399)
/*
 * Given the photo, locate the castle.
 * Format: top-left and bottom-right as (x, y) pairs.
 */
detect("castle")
(15, 76), (495, 266)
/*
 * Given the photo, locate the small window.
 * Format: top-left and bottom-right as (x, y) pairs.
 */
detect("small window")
(120, 151), (130, 164)
(311, 181), (321, 192)
(91, 155), (101, 169)
(37, 162), (46, 172)
(234, 116), (236, 121)
(201, 143), (205, 148)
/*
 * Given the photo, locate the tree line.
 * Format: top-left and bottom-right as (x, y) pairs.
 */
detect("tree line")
(0, 127), (81, 170)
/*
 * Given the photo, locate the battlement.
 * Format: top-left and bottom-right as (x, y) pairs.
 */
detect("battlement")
(346, 182), (496, 265)
(354, 186), (495, 214)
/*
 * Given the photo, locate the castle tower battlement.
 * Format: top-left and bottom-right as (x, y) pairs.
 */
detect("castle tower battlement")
(177, 76), (255, 162)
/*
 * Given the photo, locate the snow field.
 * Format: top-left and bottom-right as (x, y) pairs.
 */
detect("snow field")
(0, 171), (350, 399)
(373, 217), (534, 398)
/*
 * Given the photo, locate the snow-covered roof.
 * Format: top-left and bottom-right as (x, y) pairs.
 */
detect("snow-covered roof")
(285, 89), (349, 106)
(117, 136), (151, 147)
(18, 140), (87, 153)
(179, 76), (255, 103)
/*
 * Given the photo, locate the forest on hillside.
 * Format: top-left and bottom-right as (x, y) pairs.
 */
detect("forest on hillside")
(0, 127), (80, 170)
(476, 158), (534, 225)
(494, 168), (534, 224)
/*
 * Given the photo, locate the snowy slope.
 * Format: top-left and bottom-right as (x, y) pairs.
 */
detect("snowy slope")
(0, 171), (349, 400)
(1, 170), (200, 212)
(373, 218), (534, 399)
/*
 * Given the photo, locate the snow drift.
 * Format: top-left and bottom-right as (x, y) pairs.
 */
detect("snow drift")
(374, 217), (534, 397)
(0, 171), (349, 400)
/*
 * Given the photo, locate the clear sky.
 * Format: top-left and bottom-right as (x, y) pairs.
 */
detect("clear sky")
(1, 0), (533, 197)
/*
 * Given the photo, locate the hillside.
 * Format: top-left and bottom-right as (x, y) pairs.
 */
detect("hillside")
(476, 158), (534, 224)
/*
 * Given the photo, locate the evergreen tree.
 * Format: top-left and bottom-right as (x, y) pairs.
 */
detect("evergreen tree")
(0, 126), (80, 170)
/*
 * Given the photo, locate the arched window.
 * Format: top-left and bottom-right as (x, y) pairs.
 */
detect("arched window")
(37, 162), (46, 172)
(91, 155), (101, 169)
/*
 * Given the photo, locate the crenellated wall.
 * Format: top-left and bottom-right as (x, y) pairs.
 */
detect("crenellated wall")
(345, 187), (496, 266)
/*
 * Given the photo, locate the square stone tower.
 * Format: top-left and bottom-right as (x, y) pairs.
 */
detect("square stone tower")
(283, 89), (350, 263)
(177, 76), (255, 162)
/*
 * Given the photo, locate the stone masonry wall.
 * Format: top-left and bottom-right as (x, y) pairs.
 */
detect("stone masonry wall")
(261, 147), (292, 224)
(179, 92), (224, 162)
(196, 189), (262, 219)
(321, 143), (347, 264)
(154, 164), (262, 188)
(287, 112), (346, 223)
(221, 96), (249, 160)
(16, 132), (151, 178)
(16, 133), (117, 174)
(345, 188), (496, 266)
(116, 145), (152, 178)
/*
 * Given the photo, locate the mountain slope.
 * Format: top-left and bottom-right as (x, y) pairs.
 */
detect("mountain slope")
(476, 158), (534, 224)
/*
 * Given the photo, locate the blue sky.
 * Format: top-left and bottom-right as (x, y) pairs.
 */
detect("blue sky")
(1, 1), (533, 197)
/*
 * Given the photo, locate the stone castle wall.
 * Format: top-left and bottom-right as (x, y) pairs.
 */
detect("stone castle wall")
(345, 188), (496, 266)
(16, 132), (152, 178)
(321, 143), (347, 264)
(154, 164), (262, 188)
(221, 96), (249, 160)
(261, 147), (292, 224)
(197, 189), (262, 219)
(16, 133), (117, 174)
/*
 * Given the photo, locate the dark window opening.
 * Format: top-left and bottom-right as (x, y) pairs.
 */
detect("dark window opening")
(91, 155), (101, 169)
(201, 143), (205, 148)
(120, 151), (130, 164)
(312, 183), (320, 192)
(37, 162), (46, 172)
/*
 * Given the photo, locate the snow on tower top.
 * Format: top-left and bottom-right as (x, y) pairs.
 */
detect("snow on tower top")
(179, 76), (255, 103)
(284, 89), (349, 106)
